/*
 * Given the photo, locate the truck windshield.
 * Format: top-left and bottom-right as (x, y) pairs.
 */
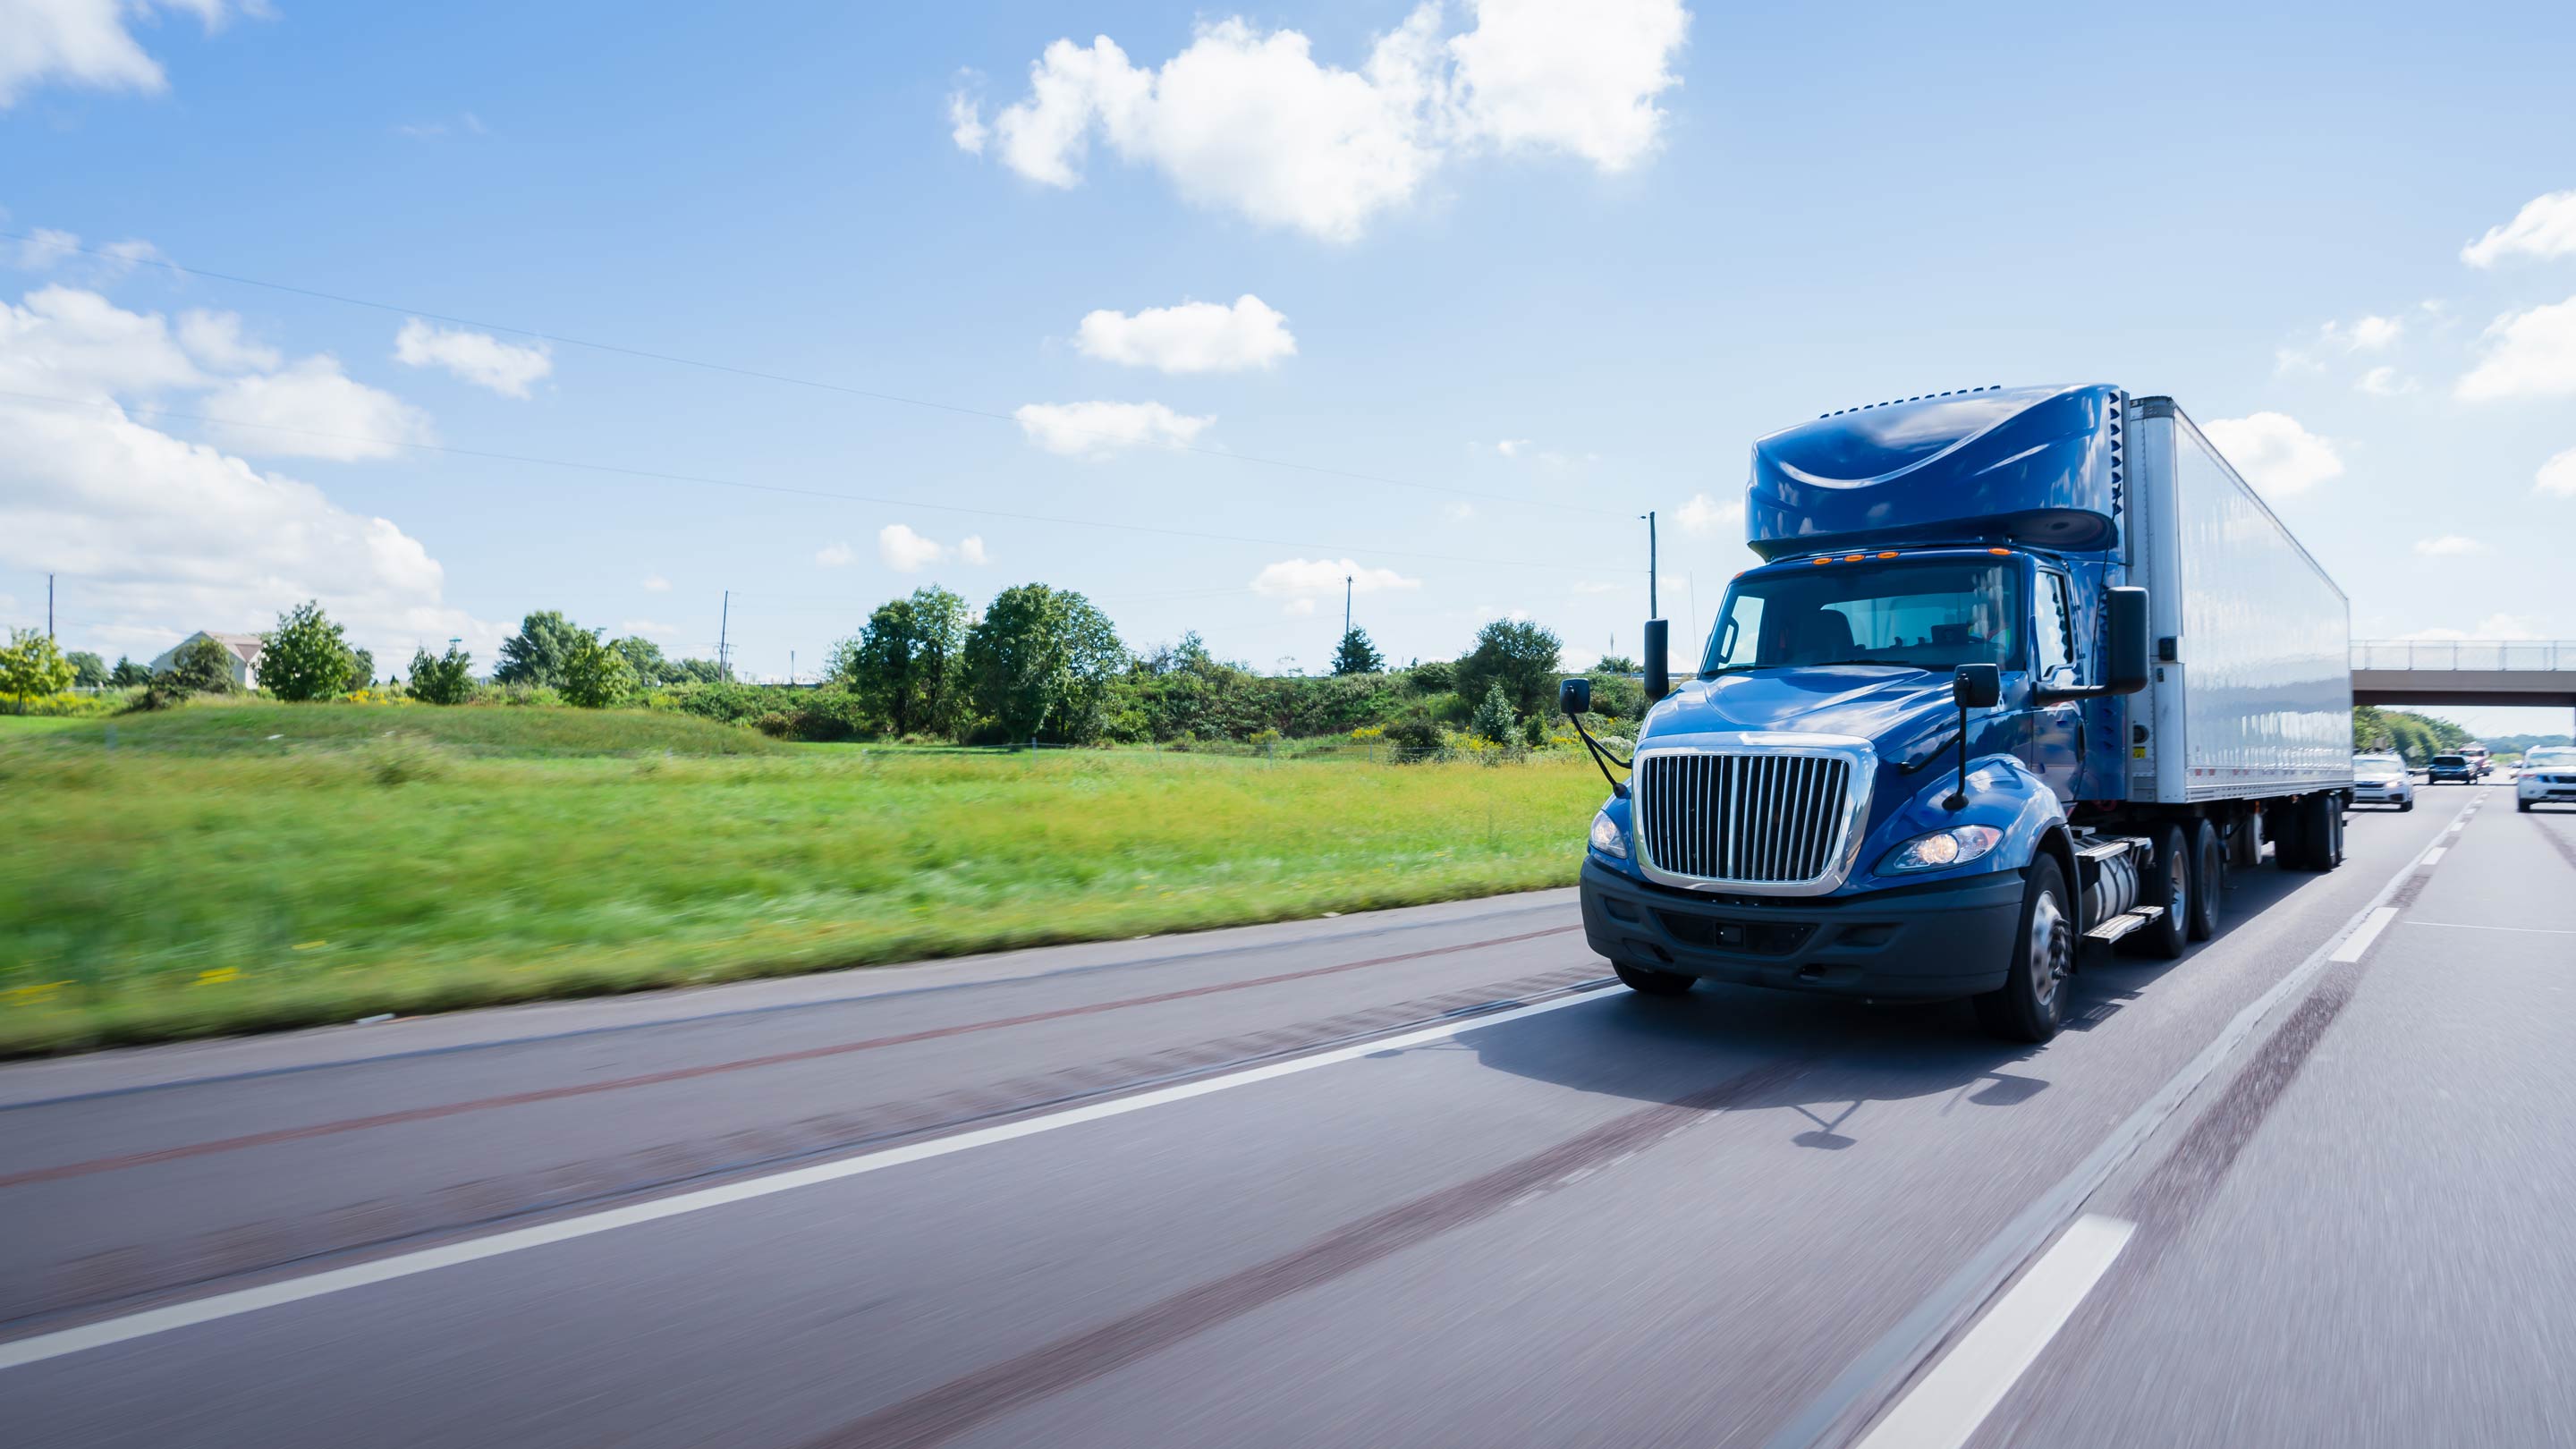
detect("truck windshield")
(1702, 559), (2021, 674)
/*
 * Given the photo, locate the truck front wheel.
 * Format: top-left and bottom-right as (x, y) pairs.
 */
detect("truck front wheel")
(1974, 856), (2072, 1043)
(1612, 960), (1696, 996)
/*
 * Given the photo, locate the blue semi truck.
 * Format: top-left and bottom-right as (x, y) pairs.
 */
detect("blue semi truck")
(1564, 385), (2353, 1041)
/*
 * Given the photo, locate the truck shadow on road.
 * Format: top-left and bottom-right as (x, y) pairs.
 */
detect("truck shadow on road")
(1450, 856), (2322, 1151)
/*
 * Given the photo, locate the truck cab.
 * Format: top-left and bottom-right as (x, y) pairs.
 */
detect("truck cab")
(1569, 385), (2351, 1043)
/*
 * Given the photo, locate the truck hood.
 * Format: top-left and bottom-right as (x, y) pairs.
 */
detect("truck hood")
(1641, 666), (1954, 764)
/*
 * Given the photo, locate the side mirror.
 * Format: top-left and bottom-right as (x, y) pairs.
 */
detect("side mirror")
(1642, 620), (1670, 701)
(2105, 586), (2149, 695)
(1953, 663), (2002, 709)
(1558, 676), (1592, 717)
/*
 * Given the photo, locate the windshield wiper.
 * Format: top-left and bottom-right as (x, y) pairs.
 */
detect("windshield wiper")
(1803, 659), (1932, 670)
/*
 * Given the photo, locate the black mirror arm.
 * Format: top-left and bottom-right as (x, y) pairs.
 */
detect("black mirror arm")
(1564, 709), (1631, 798)
(1943, 700), (1973, 810)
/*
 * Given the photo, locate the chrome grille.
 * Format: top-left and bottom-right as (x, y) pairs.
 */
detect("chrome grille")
(1636, 751), (1854, 886)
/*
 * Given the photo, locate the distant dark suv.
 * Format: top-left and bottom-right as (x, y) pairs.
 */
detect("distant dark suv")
(2428, 753), (2479, 784)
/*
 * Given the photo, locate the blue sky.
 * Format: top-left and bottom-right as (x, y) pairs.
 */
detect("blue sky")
(4, 0), (2574, 734)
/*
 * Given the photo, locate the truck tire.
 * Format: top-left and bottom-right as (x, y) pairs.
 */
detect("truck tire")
(2297, 793), (2343, 872)
(2271, 801), (2309, 871)
(2187, 818), (2223, 941)
(1612, 960), (1696, 996)
(2230, 814), (2262, 869)
(1975, 856), (2072, 1043)
(2127, 823), (2190, 959)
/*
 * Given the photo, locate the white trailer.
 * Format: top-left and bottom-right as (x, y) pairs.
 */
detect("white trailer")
(2123, 396), (2353, 807)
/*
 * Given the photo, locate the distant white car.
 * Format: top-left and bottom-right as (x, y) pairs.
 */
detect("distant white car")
(2351, 752), (2415, 811)
(2518, 747), (2576, 813)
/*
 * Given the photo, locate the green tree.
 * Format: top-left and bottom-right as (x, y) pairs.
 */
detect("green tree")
(1596, 654), (1640, 675)
(665, 657), (728, 684)
(407, 644), (476, 705)
(1468, 679), (1518, 743)
(349, 648), (375, 690)
(258, 600), (360, 701)
(831, 585), (969, 736)
(1330, 627), (1384, 676)
(0, 628), (76, 712)
(610, 636), (679, 686)
(161, 636), (242, 694)
(558, 633), (639, 708)
(962, 583), (1128, 743)
(495, 611), (589, 687)
(67, 650), (109, 688)
(1454, 618), (1563, 717)
(109, 656), (150, 687)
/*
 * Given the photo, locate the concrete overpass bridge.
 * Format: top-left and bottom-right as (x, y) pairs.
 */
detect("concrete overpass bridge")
(2351, 640), (2576, 731)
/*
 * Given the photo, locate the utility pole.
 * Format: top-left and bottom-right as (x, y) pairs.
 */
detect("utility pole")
(717, 589), (732, 682)
(1641, 513), (1658, 618)
(1343, 575), (1352, 639)
(47, 574), (55, 640)
(789, 649), (796, 686)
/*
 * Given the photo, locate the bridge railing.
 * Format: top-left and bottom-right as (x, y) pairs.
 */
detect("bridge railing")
(2351, 640), (2576, 671)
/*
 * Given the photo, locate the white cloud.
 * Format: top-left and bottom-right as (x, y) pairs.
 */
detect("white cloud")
(618, 618), (678, 639)
(946, 90), (988, 153)
(393, 318), (554, 399)
(1250, 557), (1421, 615)
(878, 523), (948, 572)
(0, 0), (258, 109)
(1074, 294), (1295, 373)
(955, 0), (1690, 242)
(0, 289), (494, 666)
(815, 541), (854, 567)
(1676, 490), (1743, 536)
(1444, 501), (1476, 521)
(2461, 190), (2576, 268)
(1494, 437), (1532, 456)
(958, 535), (990, 565)
(1285, 596), (1318, 616)
(2354, 366), (2414, 396)
(1013, 399), (1213, 456)
(2411, 535), (2485, 557)
(2201, 412), (2343, 496)
(2327, 315), (2402, 352)
(13, 228), (81, 270)
(2455, 296), (2576, 402)
(175, 308), (280, 372)
(204, 356), (435, 461)
(642, 573), (672, 591)
(2535, 446), (2576, 497)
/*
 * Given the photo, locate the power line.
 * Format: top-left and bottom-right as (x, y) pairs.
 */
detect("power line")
(1, 229), (1625, 520)
(0, 388), (1644, 577)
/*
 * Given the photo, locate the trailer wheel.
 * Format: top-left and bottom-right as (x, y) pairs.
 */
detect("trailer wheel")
(1974, 856), (2071, 1043)
(2126, 823), (2190, 960)
(2271, 801), (2310, 871)
(2230, 814), (2263, 869)
(2296, 792), (2343, 873)
(2187, 818), (2224, 941)
(1612, 960), (1696, 996)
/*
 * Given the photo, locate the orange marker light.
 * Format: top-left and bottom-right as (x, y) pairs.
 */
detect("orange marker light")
(1843, 553), (1863, 562)
(1987, 547), (2012, 555)
(1811, 556), (1830, 565)
(1877, 551), (1898, 559)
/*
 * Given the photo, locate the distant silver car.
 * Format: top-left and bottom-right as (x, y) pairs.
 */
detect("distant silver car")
(2519, 747), (2576, 813)
(2351, 752), (2414, 811)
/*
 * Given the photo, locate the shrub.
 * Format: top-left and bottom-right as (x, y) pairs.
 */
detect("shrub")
(559, 635), (638, 709)
(408, 645), (476, 706)
(1469, 680), (1518, 744)
(1405, 660), (1456, 693)
(1383, 718), (1443, 757)
(260, 600), (360, 702)
(161, 636), (242, 696)
(1, 628), (76, 712)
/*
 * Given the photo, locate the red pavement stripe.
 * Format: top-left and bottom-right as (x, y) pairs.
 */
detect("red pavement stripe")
(0, 924), (1583, 1189)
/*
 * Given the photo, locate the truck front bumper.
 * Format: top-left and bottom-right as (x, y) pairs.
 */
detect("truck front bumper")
(1579, 858), (2026, 1001)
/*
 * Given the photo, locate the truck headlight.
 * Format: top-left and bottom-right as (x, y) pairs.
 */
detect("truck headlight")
(1589, 809), (1627, 860)
(1881, 824), (2004, 873)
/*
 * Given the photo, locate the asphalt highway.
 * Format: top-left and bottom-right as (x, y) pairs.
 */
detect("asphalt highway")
(3, 781), (2567, 1447)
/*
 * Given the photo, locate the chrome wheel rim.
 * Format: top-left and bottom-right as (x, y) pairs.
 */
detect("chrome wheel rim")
(2029, 890), (2069, 1009)
(2167, 849), (2188, 916)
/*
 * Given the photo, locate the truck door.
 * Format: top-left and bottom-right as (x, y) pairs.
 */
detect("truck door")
(2028, 568), (2082, 802)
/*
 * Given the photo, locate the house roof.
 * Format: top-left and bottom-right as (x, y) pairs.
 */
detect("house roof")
(208, 633), (265, 661)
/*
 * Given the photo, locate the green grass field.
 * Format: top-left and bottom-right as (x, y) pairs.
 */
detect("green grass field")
(1, 702), (1606, 1055)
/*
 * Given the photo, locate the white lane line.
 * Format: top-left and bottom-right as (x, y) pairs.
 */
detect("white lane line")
(2329, 906), (2400, 962)
(2402, 920), (2576, 936)
(2419, 846), (2446, 867)
(1852, 1215), (2135, 1449)
(1758, 787), (2479, 1449)
(0, 986), (1610, 1372)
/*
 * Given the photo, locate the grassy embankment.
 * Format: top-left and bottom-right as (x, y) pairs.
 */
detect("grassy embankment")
(1, 701), (1605, 1055)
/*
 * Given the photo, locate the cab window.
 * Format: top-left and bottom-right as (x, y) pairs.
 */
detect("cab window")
(2035, 572), (2075, 680)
